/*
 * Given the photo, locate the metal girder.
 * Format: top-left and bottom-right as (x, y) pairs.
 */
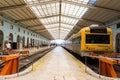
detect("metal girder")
(81, 18), (104, 24)
(61, 22), (74, 26)
(16, 17), (38, 22)
(60, 29), (70, 32)
(40, 14), (104, 24)
(40, 14), (59, 19)
(36, 29), (48, 33)
(0, 1), (59, 12)
(60, 26), (72, 30)
(27, 24), (43, 27)
(29, 27), (43, 30)
(0, 4), (27, 12)
(59, 0), (62, 38)
(44, 21), (74, 26)
(40, 33), (53, 40)
(29, 27), (44, 30)
(94, 5), (120, 14)
(61, 14), (79, 20)
(15, 13), (103, 24)
(16, 14), (58, 22)
(1, 1), (118, 15)
(61, 14), (104, 24)
(33, 27), (58, 31)
(39, 14), (77, 20)
(28, 0), (59, 6)
(63, 1), (120, 14)
(36, 28), (70, 33)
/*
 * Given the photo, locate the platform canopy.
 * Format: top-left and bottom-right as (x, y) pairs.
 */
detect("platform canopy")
(0, 0), (120, 40)
(24, 0), (91, 39)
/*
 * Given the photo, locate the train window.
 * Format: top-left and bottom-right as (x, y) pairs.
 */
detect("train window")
(86, 34), (110, 44)
(72, 37), (81, 44)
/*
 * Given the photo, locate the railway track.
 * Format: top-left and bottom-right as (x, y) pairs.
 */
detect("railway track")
(0, 47), (54, 72)
(19, 48), (53, 72)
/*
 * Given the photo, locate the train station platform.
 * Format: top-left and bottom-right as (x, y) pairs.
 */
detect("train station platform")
(4, 46), (100, 80)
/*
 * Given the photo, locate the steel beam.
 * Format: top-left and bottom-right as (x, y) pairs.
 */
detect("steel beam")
(0, 1), (59, 12)
(16, 17), (38, 22)
(33, 27), (58, 31)
(29, 27), (44, 30)
(44, 21), (74, 26)
(15, 12), (103, 24)
(81, 18), (104, 24)
(63, 1), (120, 14)
(28, 24), (43, 27)
(39, 14), (104, 24)
(28, 0), (59, 6)
(36, 29), (48, 33)
(40, 14), (59, 19)
(0, 4), (27, 12)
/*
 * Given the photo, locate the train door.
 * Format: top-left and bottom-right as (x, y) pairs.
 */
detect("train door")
(116, 33), (120, 53)
(0, 30), (3, 50)
(23, 36), (25, 48)
(17, 35), (20, 49)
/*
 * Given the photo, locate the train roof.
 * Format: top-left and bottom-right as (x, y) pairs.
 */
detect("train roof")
(69, 25), (112, 40)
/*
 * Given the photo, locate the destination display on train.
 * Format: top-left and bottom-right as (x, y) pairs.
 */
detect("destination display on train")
(90, 27), (107, 33)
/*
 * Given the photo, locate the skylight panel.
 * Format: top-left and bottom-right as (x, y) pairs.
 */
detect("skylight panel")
(45, 23), (59, 28)
(60, 28), (71, 32)
(40, 19), (47, 24)
(72, 6), (79, 16)
(61, 16), (78, 25)
(48, 28), (59, 31)
(40, 16), (59, 25)
(76, 7), (88, 18)
(64, 4), (71, 15)
(61, 24), (73, 28)
(24, 0), (96, 39)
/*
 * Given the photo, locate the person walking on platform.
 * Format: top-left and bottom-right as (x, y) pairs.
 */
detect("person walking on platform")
(6, 42), (11, 50)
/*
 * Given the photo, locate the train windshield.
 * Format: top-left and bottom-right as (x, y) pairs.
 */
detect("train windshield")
(86, 34), (110, 44)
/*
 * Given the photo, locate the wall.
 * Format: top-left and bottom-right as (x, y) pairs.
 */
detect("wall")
(0, 21), (49, 49)
(109, 23), (120, 52)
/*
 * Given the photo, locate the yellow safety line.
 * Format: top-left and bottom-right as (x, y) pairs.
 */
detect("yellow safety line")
(32, 52), (51, 71)
(65, 50), (86, 72)
(64, 50), (100, 80)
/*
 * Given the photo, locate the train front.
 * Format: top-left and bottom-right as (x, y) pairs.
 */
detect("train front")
(81, 25), (113, 53)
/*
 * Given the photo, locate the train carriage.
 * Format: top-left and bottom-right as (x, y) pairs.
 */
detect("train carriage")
(64, 24), (113, 56)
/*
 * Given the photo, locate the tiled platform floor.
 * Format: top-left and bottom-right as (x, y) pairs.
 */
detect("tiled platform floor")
(6, 46), (100, 80)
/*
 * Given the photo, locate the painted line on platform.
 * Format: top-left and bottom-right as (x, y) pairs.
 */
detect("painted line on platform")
(64, 50), (86, 72)
(32, 51), (51, 71)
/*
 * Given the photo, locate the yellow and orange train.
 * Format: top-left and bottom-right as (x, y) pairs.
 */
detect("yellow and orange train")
(63, 24), (113, 56)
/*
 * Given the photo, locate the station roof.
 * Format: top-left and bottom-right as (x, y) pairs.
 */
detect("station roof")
(0, 0), (120, 40)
